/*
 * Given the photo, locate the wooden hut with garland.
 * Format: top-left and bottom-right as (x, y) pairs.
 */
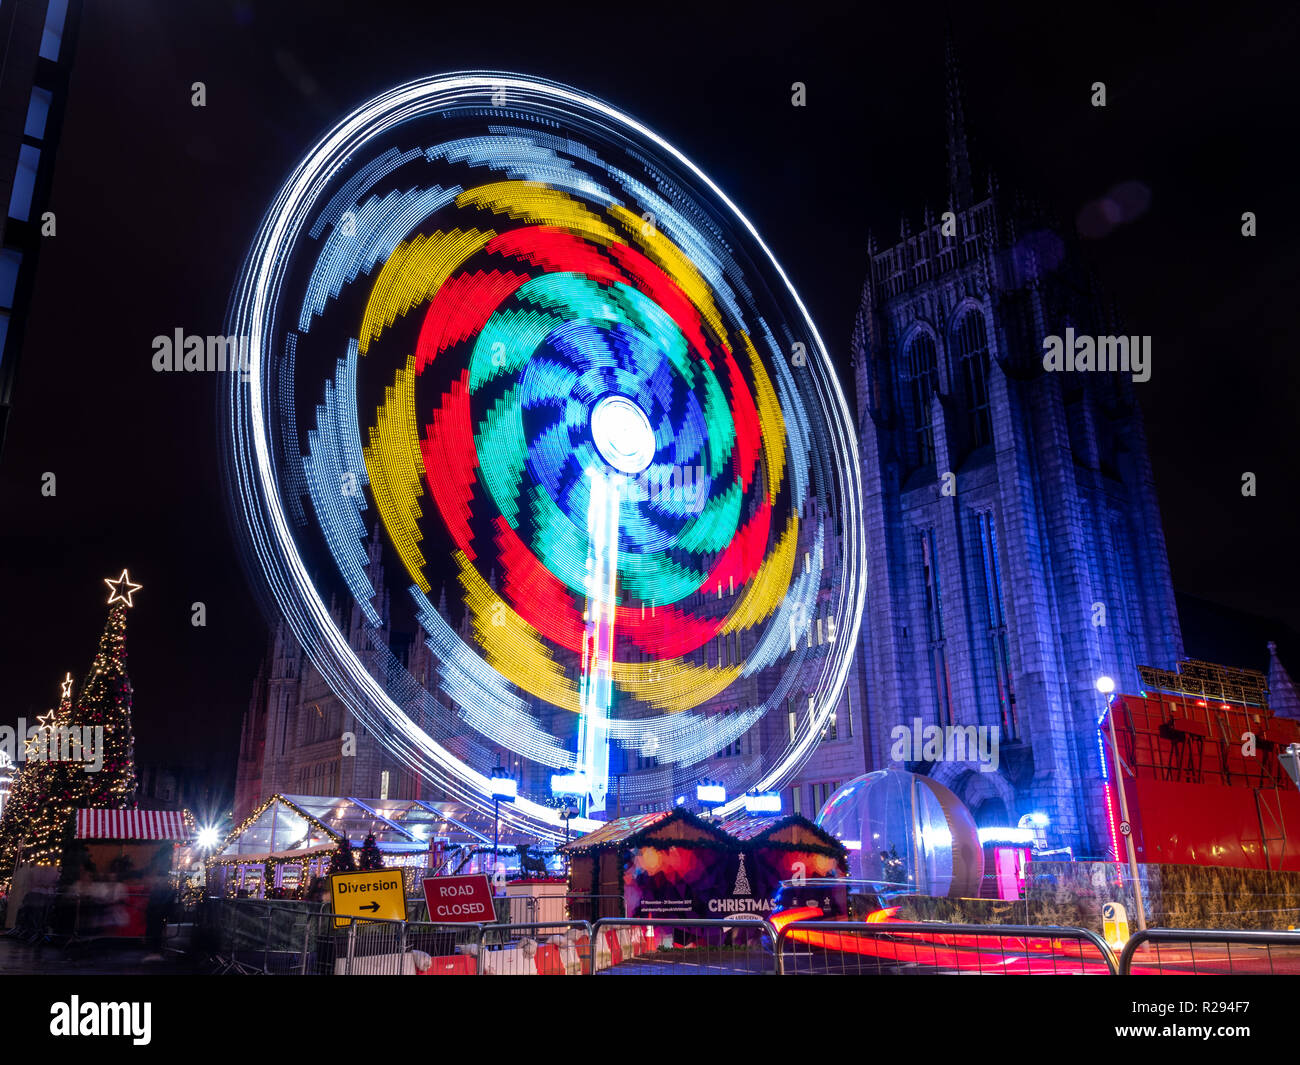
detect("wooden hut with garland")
(561, 809), (733, 921)
(561, 808), (847, 920)
(717, 815), (849, 909)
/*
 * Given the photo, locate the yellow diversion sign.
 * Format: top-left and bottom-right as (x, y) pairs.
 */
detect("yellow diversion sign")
(330, 869), (408, 929)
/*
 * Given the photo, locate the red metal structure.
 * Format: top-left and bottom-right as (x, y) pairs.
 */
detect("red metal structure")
(1102, 662), (1300, 871)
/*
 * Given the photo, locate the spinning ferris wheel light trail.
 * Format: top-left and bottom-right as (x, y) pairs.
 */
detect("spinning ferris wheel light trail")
(224, 72), (867, 838)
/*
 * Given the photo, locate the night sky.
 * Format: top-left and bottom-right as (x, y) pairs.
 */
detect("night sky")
(0, 0), (1296, 796)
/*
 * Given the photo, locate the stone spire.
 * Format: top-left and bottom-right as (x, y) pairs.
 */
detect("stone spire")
(945, 24), (974, 212)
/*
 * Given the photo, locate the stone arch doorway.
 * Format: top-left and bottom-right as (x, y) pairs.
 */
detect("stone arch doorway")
(929, 762), (1017, 828)
(969, 796), (1009, 828)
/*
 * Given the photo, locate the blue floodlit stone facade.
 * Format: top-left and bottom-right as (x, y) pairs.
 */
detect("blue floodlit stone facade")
(846, 40), (1183, 854)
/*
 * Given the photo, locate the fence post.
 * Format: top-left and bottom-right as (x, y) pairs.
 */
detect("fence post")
(397, 919), (407, 975)
(262, 904), (273, 975)
(300, 913), (312, 975)
(345, 919), (356, 976)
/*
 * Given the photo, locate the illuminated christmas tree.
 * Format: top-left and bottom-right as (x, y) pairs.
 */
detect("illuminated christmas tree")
(358, 833), (384, 870)
(0, 674), (78, 885)
(328, 837), (356, 874)
(69, 570), (142, 809)
(0, 571), (142, 888)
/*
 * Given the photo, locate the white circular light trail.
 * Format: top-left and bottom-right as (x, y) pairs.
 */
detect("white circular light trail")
(224, 72), (867, 838)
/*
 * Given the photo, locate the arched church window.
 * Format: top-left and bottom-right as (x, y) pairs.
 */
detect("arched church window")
(952, 309), (992, 447)
(902, 332), (939, 466)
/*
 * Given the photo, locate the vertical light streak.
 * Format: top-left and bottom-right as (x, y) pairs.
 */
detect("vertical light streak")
(577, 467), (620, 813)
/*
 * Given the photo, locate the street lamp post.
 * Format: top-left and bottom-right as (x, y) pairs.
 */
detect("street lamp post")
(1098, 676), (1146, 932)
(559, 804), (578, 846)
(489, 769), (517, 874)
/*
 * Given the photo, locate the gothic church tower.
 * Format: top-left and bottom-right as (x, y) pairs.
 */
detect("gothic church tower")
(851, 35), (1183, 854)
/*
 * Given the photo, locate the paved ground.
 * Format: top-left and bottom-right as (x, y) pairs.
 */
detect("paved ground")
(0, 935), (206, 975)
(7, 927), (1292, 976)
(597, 949), (928, 975)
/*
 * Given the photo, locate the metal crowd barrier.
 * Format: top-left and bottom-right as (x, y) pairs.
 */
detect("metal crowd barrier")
(207, 899), (1300, 976)
(775, 920), (1120, 976)
(205, 900), (777, 975)
(160, 901), (200, 955)
(300, 914), (593, 975)
(198, 899), (319, 974)
(474, 920), (593, 974)
(590, 917), (778, 975)
(564, 894), (627, 923)
(494, 894), (574, 925)
(1119, 928), (1300, 975)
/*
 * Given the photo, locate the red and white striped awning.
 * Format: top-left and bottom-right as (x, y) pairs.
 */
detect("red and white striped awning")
(75, 809), (190, 841)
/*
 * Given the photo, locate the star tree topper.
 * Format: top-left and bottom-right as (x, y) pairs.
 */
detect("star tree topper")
(104, 569), (142, 608)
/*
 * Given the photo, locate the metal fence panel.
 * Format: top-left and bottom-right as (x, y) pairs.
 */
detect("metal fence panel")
(590, 917), (778, 975)
(565, 894), (626, 924)
(775, 920), (1119, 976)
(1119, 928), (1300, 975)
(468, 921), (592, 975)
(197, 898), (1143, 977)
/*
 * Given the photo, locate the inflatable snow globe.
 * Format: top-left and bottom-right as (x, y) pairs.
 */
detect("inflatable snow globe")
(816, 769), (983, 898)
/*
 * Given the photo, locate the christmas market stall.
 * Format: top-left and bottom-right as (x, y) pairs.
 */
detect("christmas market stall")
(206, 795), (342, 900)
(561, 808), (847, 921)
(717, 815), (849, 914)
(209, 794), (546, 900)
(63, 808), (194, 938)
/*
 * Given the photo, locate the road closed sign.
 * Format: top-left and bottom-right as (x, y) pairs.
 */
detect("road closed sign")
(330, 869), (408, 929)
(423, 874), (496, 924)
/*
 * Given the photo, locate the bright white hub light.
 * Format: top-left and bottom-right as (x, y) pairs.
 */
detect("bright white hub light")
(591, 394), (655, 474)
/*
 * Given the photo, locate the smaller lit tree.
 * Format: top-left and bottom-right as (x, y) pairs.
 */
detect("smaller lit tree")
(328, 837), (356, 874)
(358, 833), (384, 870)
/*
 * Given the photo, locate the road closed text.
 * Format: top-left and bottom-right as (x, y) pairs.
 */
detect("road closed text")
(431, 884), (491, 918)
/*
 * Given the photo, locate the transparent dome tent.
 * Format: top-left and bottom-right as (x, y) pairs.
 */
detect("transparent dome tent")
(816, 770), (983, 898)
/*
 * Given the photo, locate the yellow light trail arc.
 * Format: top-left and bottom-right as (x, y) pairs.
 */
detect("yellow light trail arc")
(740, 330), (787, 503)
(608, 203), (729, 351)
(718, 513), (798, 635)
(611, 658), (745, 714)
(456, 180), (618, 245)
(456, 550), (582, 714)
(358, 228), (496, 354)
(363, 353), (429, 592)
